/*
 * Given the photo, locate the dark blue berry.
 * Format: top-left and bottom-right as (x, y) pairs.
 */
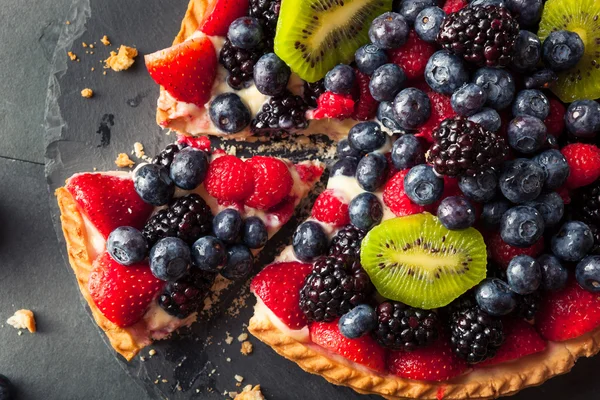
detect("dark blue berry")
(356, 152), (388, 192)
(512, 31), (542, 72)
(227, 17), (263, 50)
(107, 226), (148, 266)
(414, 6), (445, 43)
(451, 83), (487, 117)
(150, 237), (191, 281)
(242, 216), (268, 249)
(565, 100), (600, 139)
(355, 44), (388, 75)
(395, 0), (437, 25)
(221, 244), (254, 280)
(336, 138), (363, 160)
(213, 209), (243, 244)
(525, 192), (564, 227)
(404, 164), (444, 206)
(532, 149), (570, 190)
(349, 192), (383, 231)
(551, 221), (594, 262)
(537, 254), (568, 292)
(191, 236), (226, 273)
(348, 121), (387, 152)
(393, 88), (431, 129)
(472, 67), (516, 110)
(458, 169), (497, 203)
(506, 255), (542, 295)
(475, 278), (517, 316)
(391, 134), (424, 170)
(0, 375), (13, 400)
(169, 147), (209, 190)
(437, 196), (476, 230)
(377, 101), (403, 131)
(425, 50), (469, 95)
(506, 0), (543, 26)
(209, 92), (251, 133)
(500, 205), (545, 248)
(576, 255), (600, 293)
(468, 108), (502, 132)
(512, 90), (549, 120)
(481, 199), (511, 228)
(499, 158), (545, 203)
(253, 53), (291, 96)
(507, 115), (547, 154)
(324, 64), (355, 95)
(134, 163), (175, 206)
(330, 158), (359, 177)
(339, 304), (377, 339)
(542, 30), (585, 71)
(470, 0), (506, 6)
(524, 69), (558, 90)
(292, 221), (329, 262)
(369, 12), (409, 49)
(369, 64), (406, 102)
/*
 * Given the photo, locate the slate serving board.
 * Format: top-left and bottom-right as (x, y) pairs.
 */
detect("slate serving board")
(44, 0), (600, 399)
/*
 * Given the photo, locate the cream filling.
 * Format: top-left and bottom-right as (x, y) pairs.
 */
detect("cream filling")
(253, 297), (310, 343)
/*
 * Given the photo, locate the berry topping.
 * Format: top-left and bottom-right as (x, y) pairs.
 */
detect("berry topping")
(252, 91), (309, 135)
(107, 226), (148, 266)
(425, 50), (469, 95)
(213, 209), (243, 244)
(170, 148), (209, 190)
(542, 30), (585, 72)
(292, 221), (329, 262)
(561, 143), (600, 189)
(324, 64), (355, 95)
(311, 189), (350, 228)
(191, 236), (226, 273)
(221, 244), (254, 280)
(153, 143), (188, 169)
(242, 216), (268, 249)
(487, 231), (544, 269)
(369, 12), (409, 50)
(338, 304), (377, 339)
(254, 53), (291, 96)
(149, 237), (191, 282)
(200, 0), (250, 37)
(245, 156), (293, 210)
(474, 278), (517, 317)
(328, 224), (366, 259)
(348, 192), (384, 231)
(373, 301), (439, 351)
(204, 155), (255, 202)
(353, 70), (379, 121)
(414, 6), (446, 43)
(158, 268), (216, 318)
(219, 39), (264, 90)
(383, 170), (430, 217)
(355, 44), (388, 76)
(551, 220), (594, 262)
(388, 30), (437, 80)
(228, 17), (264, 50)
(311, 92), (355, 120)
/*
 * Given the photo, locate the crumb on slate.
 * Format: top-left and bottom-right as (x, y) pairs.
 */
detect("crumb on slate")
(237, 333), (248, 342)
(82, 42), (88, 48)
(104, 45), (138, 71)
(101, 35), (111, 46)
(133, 142), (145, 159)
(81, 88), (94, 98)
(115, 153), (135, 168)
(234, 385), (265, 400)
(240, 341), (253, 356)
(148, 349), (156, 357)
(65, 20), (70, 25)
(68, 51), (77, 61)
(7, 309), (36, 333)
(225, 332), (234, 345)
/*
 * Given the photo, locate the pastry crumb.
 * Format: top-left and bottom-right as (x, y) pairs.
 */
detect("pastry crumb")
(225, 332), (234, 345)
(65, 20), (70, 25)
(104, 45), (138, 71)
(234, 385), (265, 400)
(115, 153), (135, 168)
(68, 51), (77, 61)
(89, 44), (95, 49)
(133, 142), (145, 159)
(7, 310), (36, 333)
(226, 357), (231, 362)
(91, 67), (95, 71)
(234, 375), (244, 383)
(240, 341), (253, 356)
(101, 35), (111, 46)
(237, 333), (248, 342)
(81, 88), (94, 98)
(148, 349), (156, 357)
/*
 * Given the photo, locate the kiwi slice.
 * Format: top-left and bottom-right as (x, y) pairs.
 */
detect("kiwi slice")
(274, 0), (392, 82)
(538, 0), (600, 102)
(360, 213), (487, 309)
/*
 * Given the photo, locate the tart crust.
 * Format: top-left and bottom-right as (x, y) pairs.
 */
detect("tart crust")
(249, 306), (600, 399)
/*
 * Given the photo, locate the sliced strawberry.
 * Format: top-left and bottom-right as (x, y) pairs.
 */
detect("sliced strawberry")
(535, 278), (600, 341)
(204, 155), (254, 202)
(383, 170), (432, 217)
(478, 319), (546, 367)
(89, 253), (165, 327)
(251, 262), (313, 329)
(310, 320), (387, 373)
(146, 36), (217, 108)
(486, 231), (544, 269)
(200, 0), (249, 37)
(66, 173), (153, 238)
(388, 336), (467, 381)
(245, 156), (294, 210)
(311, 189), (350, 227)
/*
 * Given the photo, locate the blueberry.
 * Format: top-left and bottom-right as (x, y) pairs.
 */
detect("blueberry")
(481, 199), (511, 228)
(537, 254), (568, 292)
(499, 158), (546, 203)
(451, 83), (487, 117)
(339, 304), (377, 339)
(324, 64), (355, 95)
(355, 44), (388, 75)
(472, 67), (516, 110)
(404, 164), (444, 206)
(576, 255), (600, 293)
(500, 206), (545, 248)
(227, 17), (263, 50)
(191, 236), (226, 272)
(209, 93), (251, 133)
(330, 158), (359, 177)
(107, 226), (148, 266)
(524, 69), (558, 90)
(356, 152), (388, 192)
(532, 149), (570, 190)
(506, 0), (543, 26)
(565, 100), (600, 139)
(292, 221), (328, 262)
(506, 255), (542, 295)
(393, 88), (431, 129)
(377, 101), (403, 131)
(395, 0), (437, 25)
(525, 192), (564, 227)
(149, 237), (191, 281)
(512, 30), (542, 72)
(414, 6), (445, 43)
(507, 115), (547, 154)
(468, 108), (502, 132)
(348, 121), (387, 152)
(437, 196), (476, 230)
(349, 192), (383, 231)
(369, 12), (409, 49)
(469, 0), (506, 6)
(134, 163), (175, 206)
(253, 53), (291, 96)
(458, 169), (498, 203)
(369, 63), (406, 102)
(425, 50), (469, 95)
(542, 30), (585, 71)
(475, 278), (517, 316)
(512, 90), (549, 120)
(0, 375), (13, 400)
(336, 138), (363, 160)
(551, 221), (594, 262)
(221, 244), (254, 280)
(391, 134), (425, 170)
(169, 147), (209, 190)
(213, 208), (243, 243)
(242, 216), (268, 249)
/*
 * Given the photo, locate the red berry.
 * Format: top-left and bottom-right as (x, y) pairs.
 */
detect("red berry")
(561, 143), (600, 189)
(383, 170), (432, 217)
(204, 155), (254, 202)
(487, 231), (544, 269)
(544, 97), (566, 137)
(311, 92), (355, 120)
(178, 135), (211, 152)
(200, 0), (249, 37)
(414, 87), (456, 143)
(353, 70), (379, 121)
(478, 319), (546, 367)
(267, 195), (297, 225)
(245, 156), (294, 210)
(311, 189), (350, 227)
(443, 0), (468, 13)
(294, 163), (325, 184)
(388, 31), (437, 81)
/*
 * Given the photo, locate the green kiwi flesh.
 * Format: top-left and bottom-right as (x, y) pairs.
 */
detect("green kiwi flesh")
(360, 213), (487, 310)
(274, 0), (392, 82)
(539, 0), (600, 102)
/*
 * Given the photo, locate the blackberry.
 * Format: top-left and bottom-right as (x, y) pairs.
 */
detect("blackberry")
(153, 143), (188, 169)
(515, 292), (540, 321)
(251, 90), (309, 135)
(143, 194), (213, 246)
(299, 255), (373, 322)
(158, 268), (216, 318)
(328, 225), (366, 259)
(587, 223), (600, 255)
(372, 301), (439, 351)
(427, 117), (509, 177)
(249, 0), (281, 50)
(219, 40), (263, 90)
(573, 179), (600, 226)
(437, 5), (519, 67)
(303, 79), (326, 108)
(449, 303), (504, 364)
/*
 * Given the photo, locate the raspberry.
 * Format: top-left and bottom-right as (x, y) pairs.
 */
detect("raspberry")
(204, 155), (254, 202)
(487, 231), (544, 269)
(311, 92), (354, 119)
(443, 0), (468, 13)
(383, 170), (432, 217)
(561, 143), (600, 189)
(544, 97), (566, 137)
(245, 156), (293, 210)
(294, 163), (324, 183)
(311, 189), (350, 227)
(178, 135), (211, 152)
(388, 31), (437, 81)
(415, 88), (456, 143)
(352, 70), (379, 121)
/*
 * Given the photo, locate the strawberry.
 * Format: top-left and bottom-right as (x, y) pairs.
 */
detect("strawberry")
(383, 170), (432, 217)
(204, 155), (254, 202)
(544, 97), (566, 137)
(486, 231), (544, 269)
(178, 135), (211, 152)
(245, 156), (294, 210)
(145, 36), (217, 108)
(535, 278), (600, 341)
(478, 319), (546, 367)
(353, 70), (379, 121)
(311, 189), (350, 227)
(415, 87), (456, 143)
(443, 0), (468, 13)
(66, 173), (153, 238)
(561, 143), (600, 189)
(388, 336), (467, 381)
(311, 92), (355, 120)
(251, 262), (313, 329)
(88, 253), (164, 327)
(294, 163), (324, 184)
(388, 31), (437, 81)
(200, 0), (249, 37)
(309, 320), (387, 372)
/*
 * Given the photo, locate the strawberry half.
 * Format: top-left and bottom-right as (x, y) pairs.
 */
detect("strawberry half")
(88, 253), (165, 327)
(66, 173), (153, 238)
(251, 262), (313, 329)
(309, 320), (387, 373)
(146, 36), (217, 108)
(200, 0), (249, 37)
(478, 319), (546, 367)
(245, 156), (294, 210)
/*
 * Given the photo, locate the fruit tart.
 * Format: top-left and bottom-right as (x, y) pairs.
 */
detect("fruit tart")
(56, 138), (323, 360)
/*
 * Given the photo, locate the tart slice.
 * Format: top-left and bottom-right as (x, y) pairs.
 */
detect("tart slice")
(56, 140), (323, 360)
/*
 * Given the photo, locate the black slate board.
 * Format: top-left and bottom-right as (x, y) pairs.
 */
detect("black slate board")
(44, 0), (600, 399)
